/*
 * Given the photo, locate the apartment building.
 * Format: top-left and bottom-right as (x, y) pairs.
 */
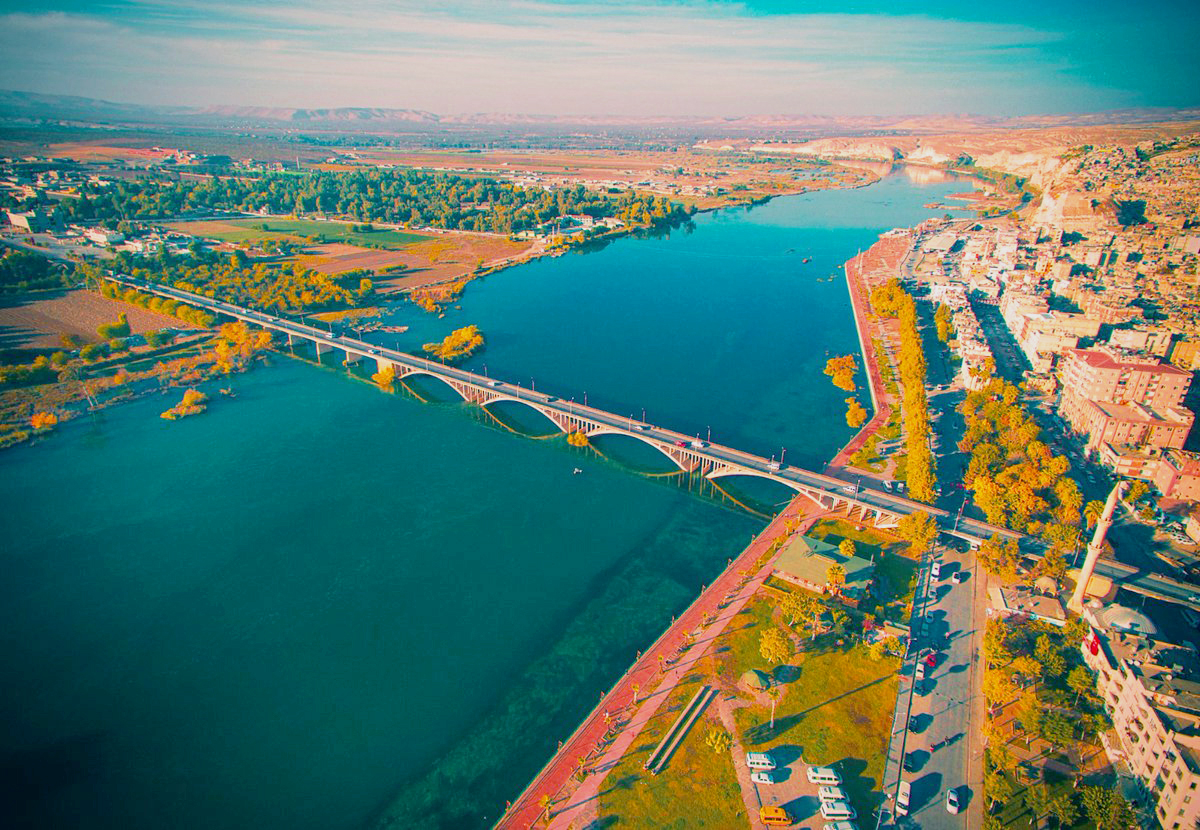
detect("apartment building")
(1060, 346), (1192, 425)
(1155, 449), (1200, 501)
(1071, 401), (1194, 454)
(1081, 606), (1200, 830)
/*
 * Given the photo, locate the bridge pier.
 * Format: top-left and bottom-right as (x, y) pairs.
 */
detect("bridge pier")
(343, 349), (361, 365)
(313, 340), (331, 358)
(375, 356), (395, 373)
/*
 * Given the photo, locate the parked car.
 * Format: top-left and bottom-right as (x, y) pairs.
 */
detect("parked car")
(818, 785), (848, 802)
(751, 771), (774, 785)
(946, 787), (961, 814)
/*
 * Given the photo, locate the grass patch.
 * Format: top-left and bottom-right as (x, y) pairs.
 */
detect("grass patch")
(169, 218), (428, 249)
(734, 641), (899, 823)
(712, 597), (777, 688)
(595, 675), (747, 828)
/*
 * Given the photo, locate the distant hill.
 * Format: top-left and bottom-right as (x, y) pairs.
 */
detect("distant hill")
(2, 88), (1198, 135)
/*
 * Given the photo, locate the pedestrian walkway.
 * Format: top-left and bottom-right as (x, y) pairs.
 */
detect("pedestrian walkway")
(496, 502), (824, 830)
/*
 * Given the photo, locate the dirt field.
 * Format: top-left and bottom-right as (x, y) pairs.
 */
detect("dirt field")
(299, 233), (536, 289)
(0, 290), (196, 351)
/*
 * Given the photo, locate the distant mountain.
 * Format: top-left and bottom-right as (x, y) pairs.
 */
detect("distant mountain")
(1, 88), (1198, 134)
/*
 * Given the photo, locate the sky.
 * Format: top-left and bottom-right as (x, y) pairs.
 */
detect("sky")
(0, 0), (1197, 117)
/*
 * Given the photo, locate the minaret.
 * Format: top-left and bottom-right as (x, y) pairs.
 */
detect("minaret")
(1068, 480), (1126, 613)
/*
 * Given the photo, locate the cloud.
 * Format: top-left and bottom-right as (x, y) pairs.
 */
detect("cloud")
(0, 1), (1158, 115)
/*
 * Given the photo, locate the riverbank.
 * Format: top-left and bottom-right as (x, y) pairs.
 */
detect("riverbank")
(497, 496), (821, 829)
(825, 232), (914, 475)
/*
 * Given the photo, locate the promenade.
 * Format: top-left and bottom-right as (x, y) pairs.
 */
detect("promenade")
(496, 499), (821, 829)
(826, 233), (913, 474)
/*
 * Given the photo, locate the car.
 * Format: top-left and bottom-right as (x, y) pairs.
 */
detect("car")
(750, 770), (774, 785)
(822, 823), (857, 830)
(946, 787), (961, 814)
(896, 780), (912, 816)
(908, 715), (921, 732)
(674, 440), (687, 447)
(690, 439), (709, 449)
(545, 396), (558, 402)
(903, 752), (919, 772)
(818, 785), (848, 802)
(634, 424), (651, 431)
(924, 652), (938, 667)
(767, 460), (782, 471)
(952, 570), (967, 583)
(807, 766), (842, 785)
(488, 380), (504, 387)
(915, 662), (927, 681)
(368, 349), (379, 355)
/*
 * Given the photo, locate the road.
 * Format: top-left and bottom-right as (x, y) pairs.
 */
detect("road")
(879, 547), (981, 829)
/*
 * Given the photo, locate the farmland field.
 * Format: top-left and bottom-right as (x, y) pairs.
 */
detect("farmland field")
(167, 218), (430, 249)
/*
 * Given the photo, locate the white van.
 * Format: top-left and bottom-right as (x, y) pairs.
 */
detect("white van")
(746, 751), (777, 771)
(896, 780), (912, 816)
(820, 801), (857, 821)
(807, 766), (842, 785)
(818, 785), (848, 802)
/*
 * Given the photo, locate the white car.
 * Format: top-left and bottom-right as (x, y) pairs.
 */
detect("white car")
(750, 770), (774, 785)
(823, 823), (858, 830)
(946, 786), (961, 814)
(818, 785), (848, 802)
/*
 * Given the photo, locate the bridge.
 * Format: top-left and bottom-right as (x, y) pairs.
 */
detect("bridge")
(107, 274), (1200, 610)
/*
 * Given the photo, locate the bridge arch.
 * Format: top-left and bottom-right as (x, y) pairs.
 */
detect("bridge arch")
(479, 395), (567, 435)
(395, 369), (471, 401)
(585, 428), (690, 471)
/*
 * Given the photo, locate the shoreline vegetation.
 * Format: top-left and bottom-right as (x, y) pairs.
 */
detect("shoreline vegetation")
(423, 325), (484, 362)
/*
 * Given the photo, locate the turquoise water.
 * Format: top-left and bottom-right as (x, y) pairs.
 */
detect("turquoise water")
(0, 170), (971, 830)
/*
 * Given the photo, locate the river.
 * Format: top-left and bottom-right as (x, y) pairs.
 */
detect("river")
(0, 169), (972, 830)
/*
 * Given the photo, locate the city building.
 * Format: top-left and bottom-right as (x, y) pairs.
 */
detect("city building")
(1081, 605), (1200, 830)
(1059, 347), (1192, 442)
(1154, 450), (1200, 502)
(1071, 400), (1193, 454)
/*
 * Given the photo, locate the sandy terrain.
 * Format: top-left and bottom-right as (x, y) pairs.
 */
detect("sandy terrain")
(0, 289), (196, 351)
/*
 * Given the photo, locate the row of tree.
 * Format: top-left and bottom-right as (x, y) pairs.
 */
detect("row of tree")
(959, 376), (1083, 547)
(54, 170), (692, 233)
(871, 278), (936, 502)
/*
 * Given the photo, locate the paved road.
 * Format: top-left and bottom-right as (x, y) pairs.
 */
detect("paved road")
(880, 547), (980, 829)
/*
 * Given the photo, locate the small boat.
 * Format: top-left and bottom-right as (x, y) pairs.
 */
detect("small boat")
(573, 467), (583, 475)
(802, 256), (811, 263)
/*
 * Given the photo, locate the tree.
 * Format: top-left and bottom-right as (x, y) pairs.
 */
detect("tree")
(1033, 548), (1069, 591)
(1081, 786), (1138, 830)
(1026, 783), (1052, 825)
(983, 669), (1018, 705)
(827, 607), (849, 638)
(1068, 665), (1096, 706)
(795, 594), (826, 640)
(372, 365), (396, 389)
(985, 768), (1013, 810)
(897, 510), (938, 557)
(1126, 479), (1150, 503)
(96, 312), (131, 340)
(779, 591), (807, 626)
(1040, 711), (1075, 750)
(1084, 499), (1105, 528)
(538, 793), (554, 823)
(845, 397), (868, 428)
(30, 412), (59, 430)
(838, 538), (856, 559)
(760, 628), (792, 664)
(825, 562), (846, 596)
(824, 355), (858, 391)
(934, 303), (954, 343)
(1050, 793), (1080, 827)
(1035, 634), (1066, 678)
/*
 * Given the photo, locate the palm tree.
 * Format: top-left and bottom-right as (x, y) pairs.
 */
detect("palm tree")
(631, 683), (640, 704)
(1084, 499), (1105, 529)
(538, 793), (553, 823)
(766, 686), (780, 730)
